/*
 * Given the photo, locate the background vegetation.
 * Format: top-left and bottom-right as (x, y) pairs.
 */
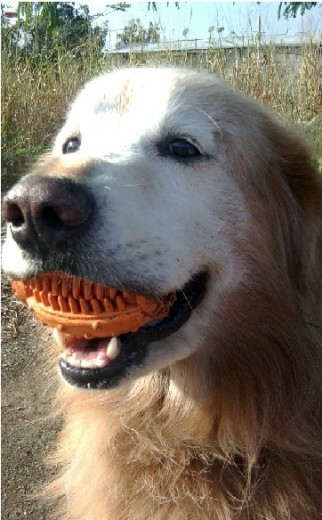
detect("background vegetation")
(2, 2), (321, 189)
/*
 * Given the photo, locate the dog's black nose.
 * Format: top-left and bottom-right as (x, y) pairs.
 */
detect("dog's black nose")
(2, 176), (94, 250)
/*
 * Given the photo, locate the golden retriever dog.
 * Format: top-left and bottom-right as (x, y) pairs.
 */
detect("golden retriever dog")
(2, 68), (322, 519)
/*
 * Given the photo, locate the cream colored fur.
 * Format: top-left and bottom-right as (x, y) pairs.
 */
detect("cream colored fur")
(3, 68), (322, 519)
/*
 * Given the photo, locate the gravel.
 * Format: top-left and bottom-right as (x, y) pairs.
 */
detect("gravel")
(2, 278), (60, 519)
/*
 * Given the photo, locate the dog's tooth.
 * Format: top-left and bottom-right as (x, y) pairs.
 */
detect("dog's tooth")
(80, 358), (96, 369)
(70, 356), (81, 368)
(96, 358), (108, 368)
(60, 348), (82, 368)
(106, 337), (121, 360)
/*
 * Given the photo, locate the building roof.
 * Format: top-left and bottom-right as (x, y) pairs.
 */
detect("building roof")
(109, 32), (321, 54)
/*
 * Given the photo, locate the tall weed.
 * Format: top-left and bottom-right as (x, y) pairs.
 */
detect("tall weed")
(2, 32), (321, 189)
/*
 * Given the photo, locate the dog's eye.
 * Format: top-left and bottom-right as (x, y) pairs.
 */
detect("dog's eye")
(168, 139), (201, 158)
(63, 137), (81, 154)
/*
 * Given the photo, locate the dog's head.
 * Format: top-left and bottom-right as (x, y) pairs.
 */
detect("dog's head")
(3, 68), (321, 391)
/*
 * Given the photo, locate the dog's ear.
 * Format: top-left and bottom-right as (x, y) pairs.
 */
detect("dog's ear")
(267, 122), (322, 324)
(267, 122), (321, 208)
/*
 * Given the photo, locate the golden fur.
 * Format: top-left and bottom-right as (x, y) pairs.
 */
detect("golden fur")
(3, 69), (322, 519)
(50, 75), (322, 520)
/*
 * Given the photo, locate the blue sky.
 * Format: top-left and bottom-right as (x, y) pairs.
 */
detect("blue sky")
(6, 1), (322, 48)
(93, 1), (322, 47)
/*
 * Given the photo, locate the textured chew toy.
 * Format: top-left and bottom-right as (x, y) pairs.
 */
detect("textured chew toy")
(11, 273), (175, 339)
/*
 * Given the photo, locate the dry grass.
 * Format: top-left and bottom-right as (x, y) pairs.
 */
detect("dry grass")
(2, 35), (321, 189)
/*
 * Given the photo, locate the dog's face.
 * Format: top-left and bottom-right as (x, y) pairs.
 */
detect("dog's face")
(3, 68), (319, 390)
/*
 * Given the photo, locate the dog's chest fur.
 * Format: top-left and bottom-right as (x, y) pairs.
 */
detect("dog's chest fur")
(52, 369), (321, 520)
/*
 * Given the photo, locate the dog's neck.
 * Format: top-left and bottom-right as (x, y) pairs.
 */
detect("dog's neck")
(51, 344), (321, 520)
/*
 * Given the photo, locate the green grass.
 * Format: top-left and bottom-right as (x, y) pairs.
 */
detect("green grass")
(317, 157), (322, 173)
(2, 35), (321, 189)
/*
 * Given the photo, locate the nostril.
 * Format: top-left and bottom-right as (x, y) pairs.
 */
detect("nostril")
(3, 176), (94, 249)
(41, 206), (64, 230)
(37, 202), (92, 231)
(3, 202), (25, 228)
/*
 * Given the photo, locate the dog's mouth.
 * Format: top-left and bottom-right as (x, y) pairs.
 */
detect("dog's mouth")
(11, 271), (207, 389)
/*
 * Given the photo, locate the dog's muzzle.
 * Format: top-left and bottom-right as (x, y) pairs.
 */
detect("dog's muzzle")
(3, 175), (208, 389)
(2, 175), (94, 253)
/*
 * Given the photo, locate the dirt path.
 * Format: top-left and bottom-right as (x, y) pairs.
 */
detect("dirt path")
(2, 279), (59, 519)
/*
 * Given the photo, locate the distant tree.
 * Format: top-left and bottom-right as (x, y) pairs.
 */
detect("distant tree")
(2, 2), (130, 62)
(278, 2), (319, 19)
(116, 18), (161, 48)
(16, 3), (105, 57)
(105, 3), (130, 13)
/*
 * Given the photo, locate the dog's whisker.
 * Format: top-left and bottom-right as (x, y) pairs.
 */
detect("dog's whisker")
(178, 289), (194, 312)
(197, 108), (223, 136)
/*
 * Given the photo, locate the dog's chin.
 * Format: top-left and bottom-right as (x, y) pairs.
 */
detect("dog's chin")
(57, 271), (208, 389)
